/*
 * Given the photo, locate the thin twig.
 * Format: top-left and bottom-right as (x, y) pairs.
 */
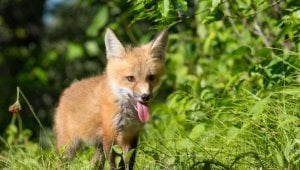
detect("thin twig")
(253, 18), (271, 47)
(224, 1), (241, 37)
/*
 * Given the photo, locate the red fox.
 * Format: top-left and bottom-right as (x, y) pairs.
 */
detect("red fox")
(54, 28), (168, 169)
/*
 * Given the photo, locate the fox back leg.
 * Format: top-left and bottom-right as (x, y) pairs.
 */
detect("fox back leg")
(54, 111), (79, 160)
(56, 131), (80, 160)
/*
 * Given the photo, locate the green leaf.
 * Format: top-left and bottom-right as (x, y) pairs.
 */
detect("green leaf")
(202, 15), (215, 24)
(159, 0), (170, 18)
(176, 0), (188, 13)
(31, 67), (48, 83)
(255, 48), (272, 58)
(85, 41), (100, 56)
(276, 25), (292, 41)
(6, 124), (18, 136)
(211, 0), (221, 12)
(250, 98), (268, 115)
(67, 42), (84, 61)
(125, 149), (135, 164)
(86, 6), (108, 37)
(163, 0), (170, 17)
(45, 50), (58, 62)
(114, 156), (121, 169)
(113, 145), (123, 154)
(232, 46), (251, 59)
(212, 8), (224, 20)
(227, 127), (239, 138)
(189, 124), (205, 140)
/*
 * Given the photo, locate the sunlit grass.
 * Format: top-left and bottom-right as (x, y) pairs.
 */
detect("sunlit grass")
(0, 86), (299, 169)
(135, 85), (300, 169)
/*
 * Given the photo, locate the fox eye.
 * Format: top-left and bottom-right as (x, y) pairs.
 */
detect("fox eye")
(147, 75), (156, 82)
(126, 76), (135, 82)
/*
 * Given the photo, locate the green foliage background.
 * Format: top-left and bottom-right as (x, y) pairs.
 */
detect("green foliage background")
(0, 0), (300, 169)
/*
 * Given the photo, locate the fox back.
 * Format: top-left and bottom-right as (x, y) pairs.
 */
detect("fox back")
(54, 28), (168, 169)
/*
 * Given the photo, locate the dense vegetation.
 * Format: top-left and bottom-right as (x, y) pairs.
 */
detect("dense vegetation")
(0, 0), (299, 169)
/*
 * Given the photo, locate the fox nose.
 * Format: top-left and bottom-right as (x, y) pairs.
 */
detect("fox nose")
(141, 93), (151, 102)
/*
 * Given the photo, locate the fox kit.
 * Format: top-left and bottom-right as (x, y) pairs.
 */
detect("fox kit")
(54, 28), (168, 169)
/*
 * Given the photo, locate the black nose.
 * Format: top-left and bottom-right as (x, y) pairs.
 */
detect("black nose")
(141, 93), (150, 102)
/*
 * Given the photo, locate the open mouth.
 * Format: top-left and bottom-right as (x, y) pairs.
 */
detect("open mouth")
(132, 101), (150, 123)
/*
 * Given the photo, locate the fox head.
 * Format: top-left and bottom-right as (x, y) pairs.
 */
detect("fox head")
(104, 28), (168, 122)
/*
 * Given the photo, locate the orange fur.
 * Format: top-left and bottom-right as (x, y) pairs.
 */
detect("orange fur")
(54, 28), (168, 169)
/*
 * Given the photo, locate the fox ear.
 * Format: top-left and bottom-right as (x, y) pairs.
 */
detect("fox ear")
(105, 28), (125, 58)
(150, 30), (168, 59)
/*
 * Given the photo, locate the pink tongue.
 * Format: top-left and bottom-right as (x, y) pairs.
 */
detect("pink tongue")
(137, 102), (150, 123)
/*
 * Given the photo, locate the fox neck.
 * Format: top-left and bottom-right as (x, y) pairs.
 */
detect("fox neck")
(106, 75), (143, 134)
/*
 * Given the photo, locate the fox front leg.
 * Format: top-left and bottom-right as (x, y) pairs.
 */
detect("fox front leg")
(119, 136), (138, 170)
(127, 136), (138, 170)
(92, 141), (106, 169)
(102, 136), (119, 170)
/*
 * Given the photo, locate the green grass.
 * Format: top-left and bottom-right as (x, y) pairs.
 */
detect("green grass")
(0, 142), (95, 169)
(1, 84), (299, 169)
(135, 86), (300, 169)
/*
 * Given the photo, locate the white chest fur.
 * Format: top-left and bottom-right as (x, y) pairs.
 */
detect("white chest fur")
(113, 100), (143, 135)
